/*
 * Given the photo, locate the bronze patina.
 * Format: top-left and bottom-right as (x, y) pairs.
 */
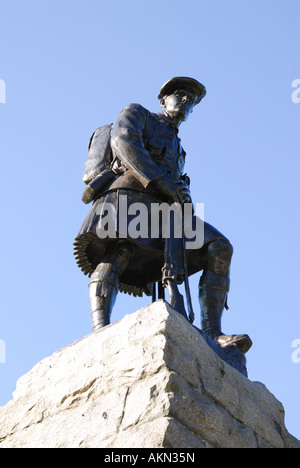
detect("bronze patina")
(74, 77), (252, 354)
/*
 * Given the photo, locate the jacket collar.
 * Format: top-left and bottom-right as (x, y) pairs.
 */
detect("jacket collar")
(157, 112), (179, 133)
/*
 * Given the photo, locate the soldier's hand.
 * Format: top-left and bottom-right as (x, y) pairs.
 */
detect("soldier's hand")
(177, 183), (192, 205)
(154, 176), (181, 203)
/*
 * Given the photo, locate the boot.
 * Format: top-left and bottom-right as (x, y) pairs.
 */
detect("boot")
(88, 268), (119, 331)
(88, 242), (135, 331)
(199, 271), (252, 353)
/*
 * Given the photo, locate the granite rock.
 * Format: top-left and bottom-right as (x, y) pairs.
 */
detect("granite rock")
(0, 300), (299, 448)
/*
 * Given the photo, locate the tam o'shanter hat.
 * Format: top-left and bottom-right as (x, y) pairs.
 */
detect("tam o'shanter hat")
(158, 76), (206, 105)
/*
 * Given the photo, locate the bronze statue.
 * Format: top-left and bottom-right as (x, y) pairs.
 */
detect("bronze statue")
(74, 77), (252, 354)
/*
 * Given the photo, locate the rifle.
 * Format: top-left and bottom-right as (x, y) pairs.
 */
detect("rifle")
(181, 215), (195, 324)
(161, 208), (194, 323)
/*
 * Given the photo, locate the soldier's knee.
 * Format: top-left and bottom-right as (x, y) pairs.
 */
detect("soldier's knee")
(206, 240), (233, 275)
(114, 242), (135, 265)
(90, 241), (135, 284)
(207, 240), (233, 260)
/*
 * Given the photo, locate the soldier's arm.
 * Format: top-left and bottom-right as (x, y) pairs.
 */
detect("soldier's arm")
(111, 103), (183, 203)
(110, 103), (165, 188)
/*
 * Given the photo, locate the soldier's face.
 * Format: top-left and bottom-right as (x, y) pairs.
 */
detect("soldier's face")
(163, 89), (195, 122)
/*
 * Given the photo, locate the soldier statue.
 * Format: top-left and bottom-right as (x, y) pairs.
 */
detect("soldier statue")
(74, 77), (252, 353)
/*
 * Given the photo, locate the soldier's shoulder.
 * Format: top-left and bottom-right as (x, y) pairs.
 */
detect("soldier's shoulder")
(115, 104), (159, 134)
(121, 102), (151, 116)
(119, 103), (158, 127)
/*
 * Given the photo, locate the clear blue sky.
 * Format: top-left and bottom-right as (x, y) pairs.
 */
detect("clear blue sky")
(0, 0), (299, 441)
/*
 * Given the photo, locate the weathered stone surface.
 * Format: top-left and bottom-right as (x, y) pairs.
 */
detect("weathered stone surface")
(0, 300), (299, 448)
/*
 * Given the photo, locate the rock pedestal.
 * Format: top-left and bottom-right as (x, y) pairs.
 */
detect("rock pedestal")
(0, 300), (299, 448)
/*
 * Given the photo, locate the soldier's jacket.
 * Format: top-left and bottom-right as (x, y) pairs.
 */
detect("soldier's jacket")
(108, 103), (188, 195)
(74, 103), (227, 296)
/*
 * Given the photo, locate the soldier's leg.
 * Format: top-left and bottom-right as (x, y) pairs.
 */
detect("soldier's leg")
(199, 239), (252, 353)
(89, 242), (135, 331)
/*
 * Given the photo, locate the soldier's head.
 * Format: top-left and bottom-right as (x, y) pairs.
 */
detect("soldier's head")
(158, 77), (206, 126)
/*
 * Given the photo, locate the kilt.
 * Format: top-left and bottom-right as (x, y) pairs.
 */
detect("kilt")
(74, 189), (228, 297)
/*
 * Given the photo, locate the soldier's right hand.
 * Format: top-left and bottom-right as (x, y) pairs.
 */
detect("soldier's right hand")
(154, 176), (181, 204)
